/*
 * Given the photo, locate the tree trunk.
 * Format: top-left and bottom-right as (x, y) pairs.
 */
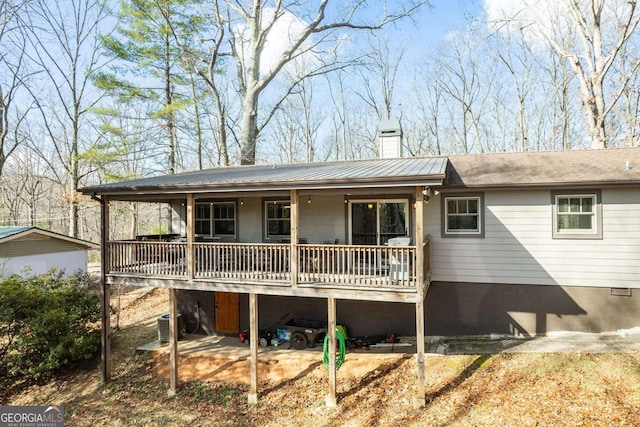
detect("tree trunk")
(165, 32), (176, 174)
(240, 90), (259, 165)
(189, 74), (204, 170)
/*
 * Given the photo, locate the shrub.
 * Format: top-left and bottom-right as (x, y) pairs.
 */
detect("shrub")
(0, 271), (101, 382)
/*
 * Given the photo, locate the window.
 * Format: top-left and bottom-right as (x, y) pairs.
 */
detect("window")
(195, 201), (236, 238)
(265, 201), (290, 239)
(442, 194), (484, 237)
(195, 203), (211, 235)
(552, 191), (602, 239)
(213, 202), (236, 236)
(349, 199), (408, 245)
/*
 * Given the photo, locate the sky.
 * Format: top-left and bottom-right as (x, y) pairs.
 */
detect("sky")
(377, 0), (485, 76)
(421, 0), (484, 40)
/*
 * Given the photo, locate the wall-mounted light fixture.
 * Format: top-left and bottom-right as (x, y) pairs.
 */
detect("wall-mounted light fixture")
(240, 198), (244, 206)
(307, 196), (312, 204)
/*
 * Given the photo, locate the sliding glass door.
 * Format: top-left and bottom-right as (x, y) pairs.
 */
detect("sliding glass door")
(349, 200), (408, 245)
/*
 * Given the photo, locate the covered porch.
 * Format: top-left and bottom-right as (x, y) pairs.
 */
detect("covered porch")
(106, 239), (431, 296)
(82, 156), (447, 407)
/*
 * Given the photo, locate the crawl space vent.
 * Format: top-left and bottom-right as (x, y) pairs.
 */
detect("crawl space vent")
(610, 288), (632, 297)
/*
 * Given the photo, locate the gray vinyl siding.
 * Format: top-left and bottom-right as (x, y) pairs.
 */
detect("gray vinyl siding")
(238, 197), (263, 242)
(428, 187), (640, 289)
(299, 196), (346, 244)
(236, 195), (347, 244)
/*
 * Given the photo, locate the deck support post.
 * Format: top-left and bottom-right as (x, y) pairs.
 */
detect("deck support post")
(248, 293), (259, 405)
(168, 288), (179, 396)
(413, 186), (427, 408)
(414, 298), (426, 408)
(326, 297), (337, 407)
(100, 196), (111, 383)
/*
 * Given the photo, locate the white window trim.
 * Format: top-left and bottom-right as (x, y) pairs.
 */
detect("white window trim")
(442, 194), (484, 237)
(552, 191), (602, 239)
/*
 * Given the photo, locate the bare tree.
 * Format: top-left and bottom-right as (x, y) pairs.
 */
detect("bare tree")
(501, 0), (640, 149)
(0, 0), (29, 177)
(491, 27), (537, 151)
(411, 66), (444, 156)
(24, 0), (108, 237)
(356, 36), (406, 121)
(206, 0), (428, 165)
(539, 47), (580, 150)
(179, 0), (231, 166)
(434, 30), (495, 154)
(269, 76), (325, 163)
(325, 70), (351, 160)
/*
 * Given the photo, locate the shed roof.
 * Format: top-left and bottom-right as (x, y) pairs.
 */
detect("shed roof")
(0, 226), (98, 248)
(80, 156), (448, 196)
(446, 147), (640, 188)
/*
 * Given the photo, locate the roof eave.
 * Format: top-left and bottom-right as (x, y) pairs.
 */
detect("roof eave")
(0, 228), (99, 249)
(443, 179), (640, 190)
(81, 175), (446, 197)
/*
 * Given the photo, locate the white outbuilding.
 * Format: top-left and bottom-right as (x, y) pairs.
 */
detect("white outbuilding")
(0, 226), (98, 277)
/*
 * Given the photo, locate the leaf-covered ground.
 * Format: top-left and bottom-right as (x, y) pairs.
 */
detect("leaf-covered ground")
(3, 287), (640, 427)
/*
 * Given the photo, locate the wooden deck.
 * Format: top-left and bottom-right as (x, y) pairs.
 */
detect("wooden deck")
(105, 241), (431, 302)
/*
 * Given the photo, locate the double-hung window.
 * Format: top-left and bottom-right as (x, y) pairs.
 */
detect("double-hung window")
(442, 194), (484, 237)
(195, 201), (236, 238)
(213, 202), (236, 236)
(265, 201), (290, 239)
(552, 191), (602, 239)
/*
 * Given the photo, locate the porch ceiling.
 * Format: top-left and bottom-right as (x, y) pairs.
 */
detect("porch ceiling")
(80, 157), (447, 198)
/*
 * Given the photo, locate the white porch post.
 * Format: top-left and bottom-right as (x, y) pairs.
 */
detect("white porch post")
(248, 293), (259, 405)
(168, 288), (179, 396)
(326, 297), (337, 407)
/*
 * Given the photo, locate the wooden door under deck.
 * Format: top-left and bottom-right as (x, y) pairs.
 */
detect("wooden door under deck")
(214, 292), (239, 333)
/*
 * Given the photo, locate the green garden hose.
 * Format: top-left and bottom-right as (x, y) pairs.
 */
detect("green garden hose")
(323, 327), (346, 370)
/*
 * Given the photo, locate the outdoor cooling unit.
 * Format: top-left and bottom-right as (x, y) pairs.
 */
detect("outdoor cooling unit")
(388, 237), (411, 281)
(157, 313), (184, 343)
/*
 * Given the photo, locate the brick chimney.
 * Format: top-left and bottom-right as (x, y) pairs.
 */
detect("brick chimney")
(378, 118), (403, 158)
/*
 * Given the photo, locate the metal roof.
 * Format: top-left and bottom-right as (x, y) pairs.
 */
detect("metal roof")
(80, 157), (449, 196)
(0, 226), (32, 240)
(446, 147), (640, 188)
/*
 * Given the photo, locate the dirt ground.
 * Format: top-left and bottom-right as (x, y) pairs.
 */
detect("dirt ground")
(3, 287), (640, 427)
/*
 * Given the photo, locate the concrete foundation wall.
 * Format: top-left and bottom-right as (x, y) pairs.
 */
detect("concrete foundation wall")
(177, 281), (640, 337)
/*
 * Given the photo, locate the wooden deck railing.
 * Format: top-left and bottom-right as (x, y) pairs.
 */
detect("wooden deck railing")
(108, 241), (187, 277)
(298, 244), (417, 288)
(106, 240), (430, 289)
(194, 242), (290, 281)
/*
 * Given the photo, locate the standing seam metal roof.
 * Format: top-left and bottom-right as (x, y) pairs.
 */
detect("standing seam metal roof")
(80, 157), (449, 195)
